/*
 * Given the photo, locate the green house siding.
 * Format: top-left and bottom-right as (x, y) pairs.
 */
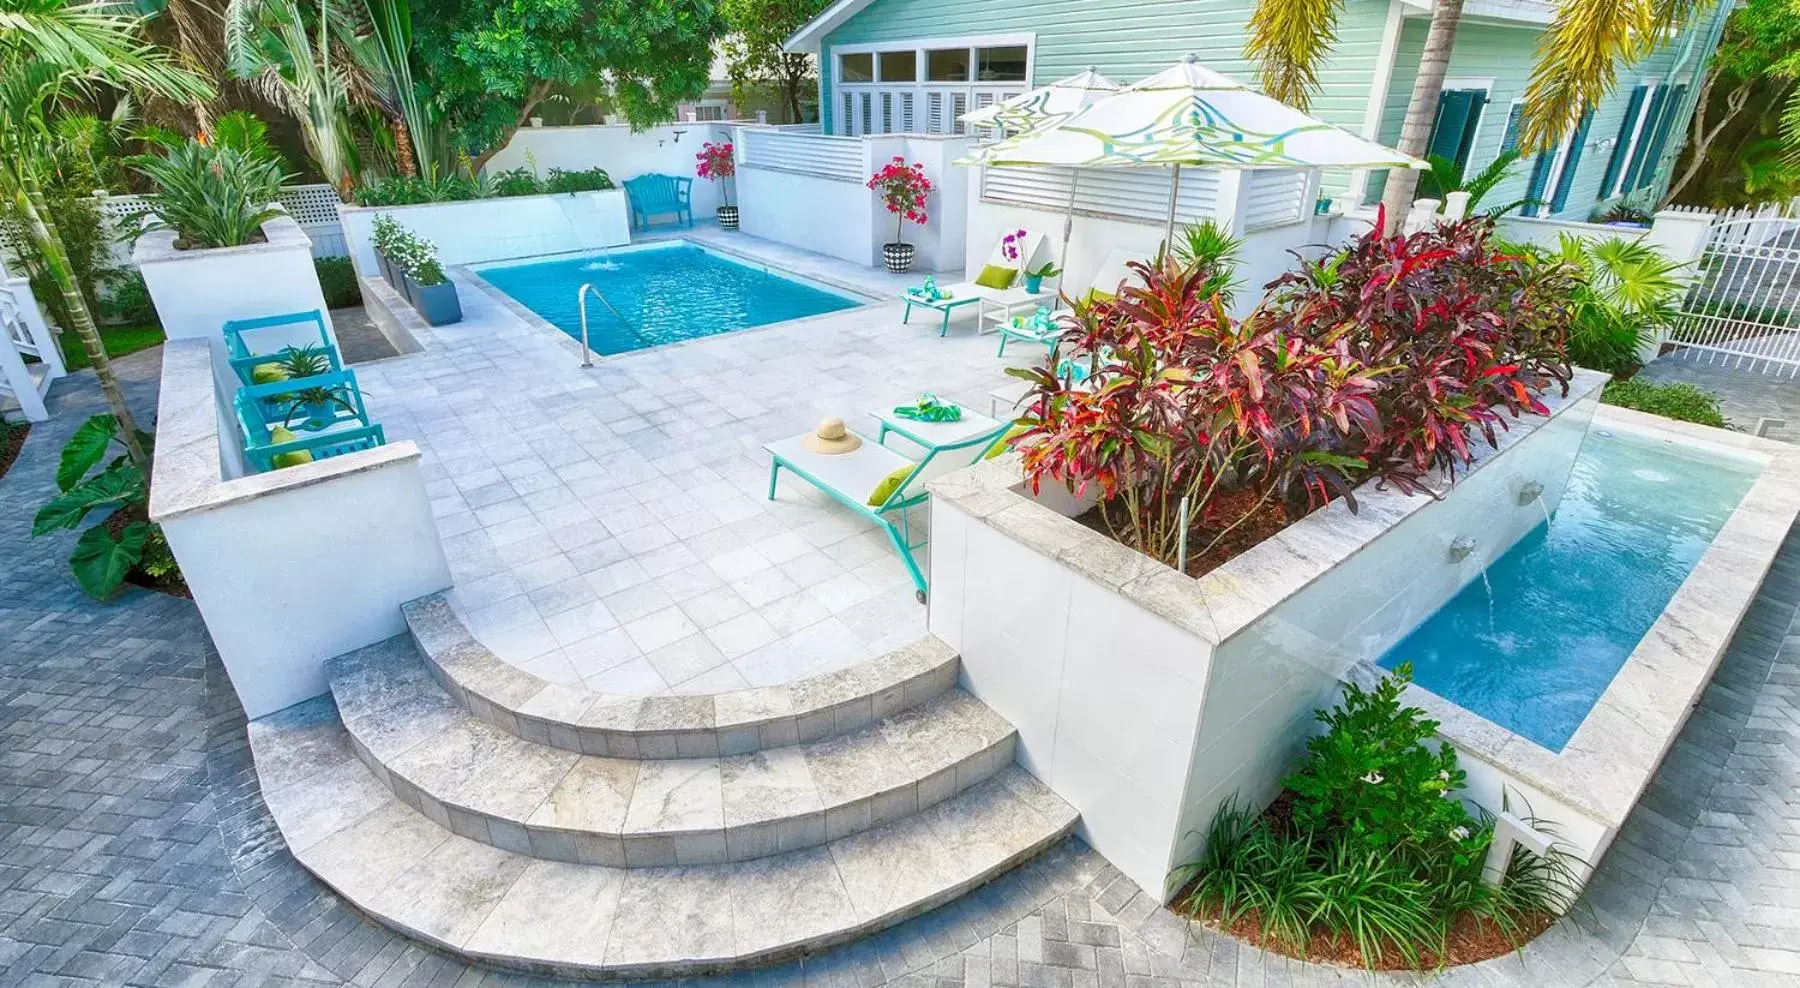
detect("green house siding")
(1369, 18), (1705, 219)
(818, 0), (1395, 198)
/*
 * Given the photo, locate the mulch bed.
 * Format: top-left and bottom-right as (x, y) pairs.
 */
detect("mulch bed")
(0, 422), (26, 482)
(1072, 485), (1305, 577)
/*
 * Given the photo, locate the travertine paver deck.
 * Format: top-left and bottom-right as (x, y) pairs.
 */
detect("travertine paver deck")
(351, 228), (1031, 695)
(5, 349), (1800, 986)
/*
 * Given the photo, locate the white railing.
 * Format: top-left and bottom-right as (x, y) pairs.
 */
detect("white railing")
(1668, 208), (1800, 376)
(837, 84), (1025, 137)
(0, 276), (64, 421)
(981, 165), (1224, 227)
(738, 128), (866, 182)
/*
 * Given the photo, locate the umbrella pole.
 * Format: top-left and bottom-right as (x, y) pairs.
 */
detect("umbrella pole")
(1057, 170), (1080, 296)
(1162, 163), (1181, 255)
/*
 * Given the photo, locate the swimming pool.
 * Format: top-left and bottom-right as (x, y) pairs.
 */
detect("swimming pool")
(1379, 428), (1759, 751)
(475, 243), (863, 354)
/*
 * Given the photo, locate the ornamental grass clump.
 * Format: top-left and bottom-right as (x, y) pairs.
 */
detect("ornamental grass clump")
(1172, 666), (1578, 969)
(1008, 251), (1383, 566)
(131, 140), (292, 249)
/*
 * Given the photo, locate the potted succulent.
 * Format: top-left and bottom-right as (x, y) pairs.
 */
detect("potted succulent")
(868, 156), (932, 273)
(394, 233), (462, 326)
(696, 140), (738, 230)
(281, 383), (358, 432)
(1024, 261), (1061, 294)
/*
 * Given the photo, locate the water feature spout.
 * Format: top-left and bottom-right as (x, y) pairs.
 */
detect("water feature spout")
(1448, 536), (1477, 563)
(1517, 481), (1545, 506)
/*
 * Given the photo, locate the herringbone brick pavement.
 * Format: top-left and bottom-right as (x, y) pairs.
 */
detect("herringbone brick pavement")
(3, 348), (1795, 986)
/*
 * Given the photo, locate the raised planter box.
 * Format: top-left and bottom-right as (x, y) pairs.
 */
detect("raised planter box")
(926, 370), (1614, 901)
(403, 273), (462, 326)
(339, 189), (630, 278)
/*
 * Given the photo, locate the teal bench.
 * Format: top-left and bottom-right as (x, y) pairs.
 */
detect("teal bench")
(623, 173), (693, 231)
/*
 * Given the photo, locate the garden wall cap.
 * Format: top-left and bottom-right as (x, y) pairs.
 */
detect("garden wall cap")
(132, 211), (315, 266)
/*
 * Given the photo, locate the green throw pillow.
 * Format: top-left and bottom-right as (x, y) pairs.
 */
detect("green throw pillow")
(867, 465), (913, 506)
(974, 264), (1016, 290)
(269, 425), (314, 469)
(251, 362), (289, 385)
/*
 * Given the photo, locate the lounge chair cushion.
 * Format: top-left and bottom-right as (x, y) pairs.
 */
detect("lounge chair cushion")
(268, 426), (314, 469)
(974, 264), (1016, 290)
(867, 464), (914, 506)
(985, 424), (1031, 460)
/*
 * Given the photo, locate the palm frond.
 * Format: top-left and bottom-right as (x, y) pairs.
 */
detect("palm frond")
(0, 0), (213, 105)
(1245, 0), (1343, 110)
(1517, 0), (1649, 152)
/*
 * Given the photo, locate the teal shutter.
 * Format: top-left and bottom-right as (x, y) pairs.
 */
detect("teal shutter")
(1549, 108), (1594, 214)
(1600, 85), (1648, 197)
(1634, 84), (1687, 192)
(1622, 85), (1671, 191)
(1428, 90), (1485, 170)
(1522, 152), (1553, 217)
(1499, 102), (1525, 154)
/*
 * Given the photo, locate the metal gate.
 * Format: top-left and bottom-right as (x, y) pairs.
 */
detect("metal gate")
(1667, 203), (1800, 377)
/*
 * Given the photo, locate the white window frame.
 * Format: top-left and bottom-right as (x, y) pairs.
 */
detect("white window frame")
(830, 33), (1036, 137)
(1605, 79), (1662, 199)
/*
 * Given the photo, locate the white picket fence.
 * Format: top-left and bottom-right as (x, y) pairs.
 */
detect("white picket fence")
(1667, 200), (1800, 376)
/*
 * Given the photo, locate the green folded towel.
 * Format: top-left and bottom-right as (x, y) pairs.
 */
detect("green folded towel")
(892, 393), (962, 423)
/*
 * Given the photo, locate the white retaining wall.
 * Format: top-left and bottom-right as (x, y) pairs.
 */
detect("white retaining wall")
(338, 190), (631, 278)
(482, 122), (748, 217)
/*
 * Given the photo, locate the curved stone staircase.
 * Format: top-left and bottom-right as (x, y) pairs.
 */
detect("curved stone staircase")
(247, 593), (1077, 979)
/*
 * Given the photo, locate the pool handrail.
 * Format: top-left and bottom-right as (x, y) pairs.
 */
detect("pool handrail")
(575, 282), (630, 368)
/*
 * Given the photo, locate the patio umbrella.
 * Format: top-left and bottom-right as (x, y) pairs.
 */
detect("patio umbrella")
(958, 55), (1427, 247)
(959, 69), (1124, 292)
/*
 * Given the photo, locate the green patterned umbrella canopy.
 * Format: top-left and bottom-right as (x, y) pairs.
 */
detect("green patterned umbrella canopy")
(958, 56), (1424, 171)
(958, 68), (1123, 133)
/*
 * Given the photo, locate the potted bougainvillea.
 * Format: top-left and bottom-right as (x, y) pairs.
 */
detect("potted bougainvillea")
(868, 156), (931, 272)
(696, 141), (738, 230)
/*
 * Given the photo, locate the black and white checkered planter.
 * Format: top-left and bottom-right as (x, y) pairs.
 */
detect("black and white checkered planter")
(716, 205), (739, 231)
(883, 242), (917, 273)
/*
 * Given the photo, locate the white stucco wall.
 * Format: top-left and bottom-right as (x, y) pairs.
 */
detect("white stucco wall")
(482, 122), (743, 216)
(338, 190), (630, 278)
(737, 166), (878, 266)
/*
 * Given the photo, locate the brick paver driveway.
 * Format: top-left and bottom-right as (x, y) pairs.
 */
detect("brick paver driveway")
(3, 349), (1796, 987)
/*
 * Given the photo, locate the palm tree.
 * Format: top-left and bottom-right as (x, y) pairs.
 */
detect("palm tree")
(1247, 0), (1718, 231)
(225, 0), (352, 190)
(349, 0), (435, 181)
(0, 0), (213, 470)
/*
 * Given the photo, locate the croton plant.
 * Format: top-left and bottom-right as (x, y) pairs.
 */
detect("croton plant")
(1008, 210), (1575, 568)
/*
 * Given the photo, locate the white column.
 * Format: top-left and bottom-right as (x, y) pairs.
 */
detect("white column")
(1211, 170), (1253, 237)
(1640, 207), (1716, 364)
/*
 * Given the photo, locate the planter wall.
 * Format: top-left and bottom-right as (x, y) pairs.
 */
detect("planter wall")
(148, 339), (451, 719)
(927, 370), (1610, 900)
(339, 189), (630, 279)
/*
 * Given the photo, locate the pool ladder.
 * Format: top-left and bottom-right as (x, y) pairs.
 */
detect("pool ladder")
(576, 282), (630, 368)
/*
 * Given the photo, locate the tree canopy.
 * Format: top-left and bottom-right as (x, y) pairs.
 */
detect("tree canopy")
(413, 0), (724, 167)
(720, 0), (826, 123)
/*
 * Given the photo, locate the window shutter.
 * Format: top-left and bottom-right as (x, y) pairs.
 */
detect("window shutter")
(1600, 85), (1648, 197)
(1522, 152), (1553, 216)
(1622, 86), (1670, 192)
(1548, 108), (1594, 214)
(1498, 102), (1525, 155)
(1426, 90), (1485, 171)
(1634, 84), (1687, 192)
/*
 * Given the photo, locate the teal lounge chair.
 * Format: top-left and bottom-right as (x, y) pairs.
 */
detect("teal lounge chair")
(901, 230), (1046, 337)
(234, 369), (385, 472)
(223, 310), (341, 386)
(995, 247), (1141, 356)
(623, 173), (693, 230)
(765, 423), (1010, 602)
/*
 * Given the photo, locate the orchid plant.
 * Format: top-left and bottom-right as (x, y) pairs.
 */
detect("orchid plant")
(1001, 228), (1029, 263)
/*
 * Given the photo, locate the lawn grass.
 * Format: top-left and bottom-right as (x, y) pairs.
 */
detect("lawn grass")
(59, 322), (166, 372)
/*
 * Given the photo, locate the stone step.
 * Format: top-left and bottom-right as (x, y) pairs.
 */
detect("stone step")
(328, 636), (1019, 867)
(404, 593), (959, 758)
(249, 696), (1078, 980)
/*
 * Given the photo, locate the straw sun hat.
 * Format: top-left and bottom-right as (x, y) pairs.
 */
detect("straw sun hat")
(803, 417), (862, 455)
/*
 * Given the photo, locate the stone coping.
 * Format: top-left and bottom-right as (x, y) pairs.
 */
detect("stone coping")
(335, 187), (625, 216)
(147, 338), (424, 524)
(1407, 403), (1800, 829)
(132, 212), (315, 266)
(403, 593), (959, 758)
(327, 636), (1017, 867)
(928, 367), (1612, 648)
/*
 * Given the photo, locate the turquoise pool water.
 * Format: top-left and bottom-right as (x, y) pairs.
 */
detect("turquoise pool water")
(1378, 429), (1758, 752)
(475, 244), (862, 354)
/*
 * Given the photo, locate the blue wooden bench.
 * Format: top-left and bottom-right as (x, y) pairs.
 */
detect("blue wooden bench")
(623, 173), (693, 231)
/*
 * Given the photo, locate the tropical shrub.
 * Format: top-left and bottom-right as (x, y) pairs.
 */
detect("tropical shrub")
(1267, 215), (1576, 492)
(97, 270), (158, 327)
(488, 167), (544, 198)
(1418, 148), (1524, 214)
(695, 142), (734, 206)
(1173, 666), (1578, 968)
(1556, 235), (1686, 376)
(1601, 379), (1729, 428)
(31, 415), (179, 600)
(314, 256), (363, 309)
(867, 156), (931, 246)
(544, 166), (614, 194)
(1009, 252), (1382, 566)
(131, 141), (292, 249)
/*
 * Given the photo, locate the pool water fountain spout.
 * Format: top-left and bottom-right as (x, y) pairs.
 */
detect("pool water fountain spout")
(1518, 479), (1552, 528)
(1448, 535), (1477, 563)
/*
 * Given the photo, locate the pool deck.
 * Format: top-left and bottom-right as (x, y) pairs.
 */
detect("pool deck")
(353, 226), (1043, 695)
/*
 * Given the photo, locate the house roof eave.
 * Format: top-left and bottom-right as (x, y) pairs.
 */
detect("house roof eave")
(1396, 0), (1554, 26)
(784, 0), (879, 52)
